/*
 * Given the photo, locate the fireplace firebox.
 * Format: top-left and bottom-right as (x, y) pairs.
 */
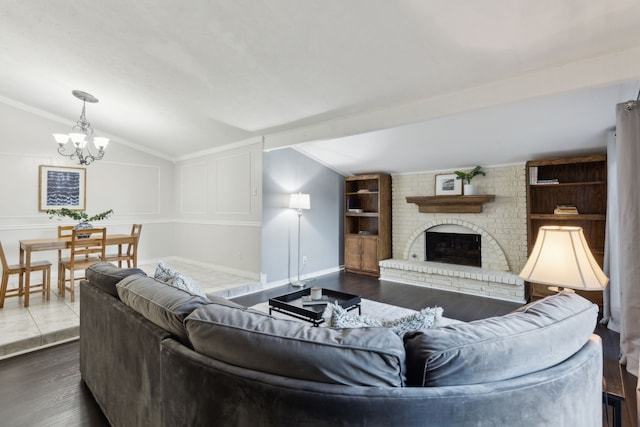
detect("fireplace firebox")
(425, 231), (481, 267)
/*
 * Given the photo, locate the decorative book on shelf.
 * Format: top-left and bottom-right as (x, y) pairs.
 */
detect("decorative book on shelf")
(529, 167), (560, 184)
(554, 205), (579, 215)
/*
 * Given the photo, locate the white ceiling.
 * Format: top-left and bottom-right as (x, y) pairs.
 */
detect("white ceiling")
(1, 1), (639, 174)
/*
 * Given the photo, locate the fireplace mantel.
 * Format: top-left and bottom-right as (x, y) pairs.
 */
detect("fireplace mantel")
(406, 195), (495, 213)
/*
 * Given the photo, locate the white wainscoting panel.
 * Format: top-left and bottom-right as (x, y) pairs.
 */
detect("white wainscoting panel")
(181, 161), (207, 214)
(215, 153), (251, 214)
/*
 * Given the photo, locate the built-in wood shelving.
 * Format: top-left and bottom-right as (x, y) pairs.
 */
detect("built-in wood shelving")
(525, 154), (607, 307)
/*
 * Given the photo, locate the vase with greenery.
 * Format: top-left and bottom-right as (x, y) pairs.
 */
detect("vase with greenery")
(46, 208), (114, 234)
(454, 166), (486, 195)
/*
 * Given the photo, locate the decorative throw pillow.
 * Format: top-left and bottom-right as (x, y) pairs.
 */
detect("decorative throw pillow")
(171, 272), (207, 298)
(328, 303), (443, 337)
(154, 261), (207, 298)
(154, 261), (175, 283)
(328, 303), (383, 328)
(384, 307), (443, 337)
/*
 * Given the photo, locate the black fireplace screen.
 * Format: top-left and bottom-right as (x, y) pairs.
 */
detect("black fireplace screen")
(425, 231), (481, 267)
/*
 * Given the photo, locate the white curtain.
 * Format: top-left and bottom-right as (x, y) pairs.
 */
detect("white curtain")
(604, 131), (621, 331)
(610, 102), (640, 376)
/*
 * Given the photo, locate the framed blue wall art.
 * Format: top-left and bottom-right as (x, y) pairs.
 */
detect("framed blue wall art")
(38, 165), (86, 211)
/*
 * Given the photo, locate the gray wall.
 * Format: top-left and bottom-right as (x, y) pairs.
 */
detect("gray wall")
(262, 148), (344, 284)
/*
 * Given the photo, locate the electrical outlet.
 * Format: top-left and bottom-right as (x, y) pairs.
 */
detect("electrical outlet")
(302, 256), (308, 264)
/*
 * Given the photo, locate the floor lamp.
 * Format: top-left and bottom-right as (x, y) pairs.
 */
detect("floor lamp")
(289, 192), (310, 287)
(519, 226), (609, 292)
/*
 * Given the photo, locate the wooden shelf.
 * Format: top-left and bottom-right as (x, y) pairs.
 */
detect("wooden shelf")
(345, 212), (379, 217)
(529, 214), (606, 220)
(345, 191), (379, 195)
(530, 181), (605, 187)
(406, 195), (495, 213)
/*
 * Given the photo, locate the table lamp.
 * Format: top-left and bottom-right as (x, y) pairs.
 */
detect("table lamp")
(519, 226), (609, 291)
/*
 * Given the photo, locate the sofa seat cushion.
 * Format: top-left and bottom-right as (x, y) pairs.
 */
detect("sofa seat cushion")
(116, 275), (213, 345)
(185, 304), (406, 387)
(404, 291), (598, 387)
(86, 262), (147, 297)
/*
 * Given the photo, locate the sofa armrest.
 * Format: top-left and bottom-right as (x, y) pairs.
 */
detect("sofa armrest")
(80, 281), (171, 427)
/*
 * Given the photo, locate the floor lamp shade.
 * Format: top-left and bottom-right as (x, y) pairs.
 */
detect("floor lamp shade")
(518, 226), (609, 290)
(289, 193), (310, 210)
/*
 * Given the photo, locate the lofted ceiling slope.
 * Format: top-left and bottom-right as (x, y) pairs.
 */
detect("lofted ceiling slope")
(1, 1), (639, 173)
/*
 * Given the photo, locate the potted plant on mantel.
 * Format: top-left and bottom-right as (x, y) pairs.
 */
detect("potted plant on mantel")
(46, 208), (114, 235)
(454, 166), (486, 196)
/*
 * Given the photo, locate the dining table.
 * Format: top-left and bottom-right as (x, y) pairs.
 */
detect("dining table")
(19, 232), (135, 306)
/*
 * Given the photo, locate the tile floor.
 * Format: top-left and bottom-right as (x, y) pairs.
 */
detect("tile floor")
(0, 257), (260, 359)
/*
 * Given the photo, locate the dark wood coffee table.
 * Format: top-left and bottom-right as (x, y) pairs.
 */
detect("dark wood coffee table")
(268, 288), (361, 326)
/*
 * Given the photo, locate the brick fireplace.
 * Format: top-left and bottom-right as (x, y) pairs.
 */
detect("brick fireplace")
(380, 165), (528, 303)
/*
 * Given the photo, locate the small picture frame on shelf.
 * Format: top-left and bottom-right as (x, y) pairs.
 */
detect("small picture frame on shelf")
(435, 173), (462, 196)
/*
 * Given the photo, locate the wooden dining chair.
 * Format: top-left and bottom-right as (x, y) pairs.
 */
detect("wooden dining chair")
(59, 228), (106, 302)
(104, 224), (142, 268)
(0, 241), (51, 308)
(57, 225), (75, 293)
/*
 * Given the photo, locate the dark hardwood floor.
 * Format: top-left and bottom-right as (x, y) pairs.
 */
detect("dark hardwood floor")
(0, 271), (636, 427)
(233, 271), (522, 321)
(0, 340), (109, 427)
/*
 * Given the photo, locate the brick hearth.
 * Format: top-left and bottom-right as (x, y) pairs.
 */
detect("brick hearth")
(380, 259), (525, 303)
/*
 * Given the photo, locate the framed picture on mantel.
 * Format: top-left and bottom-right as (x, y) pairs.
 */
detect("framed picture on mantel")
(435, 173), (462, 196)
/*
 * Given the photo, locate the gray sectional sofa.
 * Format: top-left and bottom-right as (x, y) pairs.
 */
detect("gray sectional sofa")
(79, 262), (603, 427)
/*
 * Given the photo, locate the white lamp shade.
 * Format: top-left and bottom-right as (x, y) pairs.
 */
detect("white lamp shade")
(69, 133), (87, 147)
(519, 226), (609, 290)
(93, 137), (110, 150)
(289, 193), (310, 210)
(53, 133), (70, 145)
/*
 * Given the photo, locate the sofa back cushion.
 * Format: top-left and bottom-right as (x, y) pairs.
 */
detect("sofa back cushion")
(116, 275), (214, 345)
(404, 291), (598, 386)
(185, 304), (406, 387)
(86, 262), (147, 297)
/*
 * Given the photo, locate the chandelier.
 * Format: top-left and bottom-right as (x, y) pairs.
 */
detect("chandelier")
(53, 90), (109, 165)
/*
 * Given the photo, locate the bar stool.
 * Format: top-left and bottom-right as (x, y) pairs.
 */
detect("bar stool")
(0, 241), (52, 308)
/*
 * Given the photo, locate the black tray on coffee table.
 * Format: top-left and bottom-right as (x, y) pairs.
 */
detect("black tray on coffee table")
(268, 288), (361, 326)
